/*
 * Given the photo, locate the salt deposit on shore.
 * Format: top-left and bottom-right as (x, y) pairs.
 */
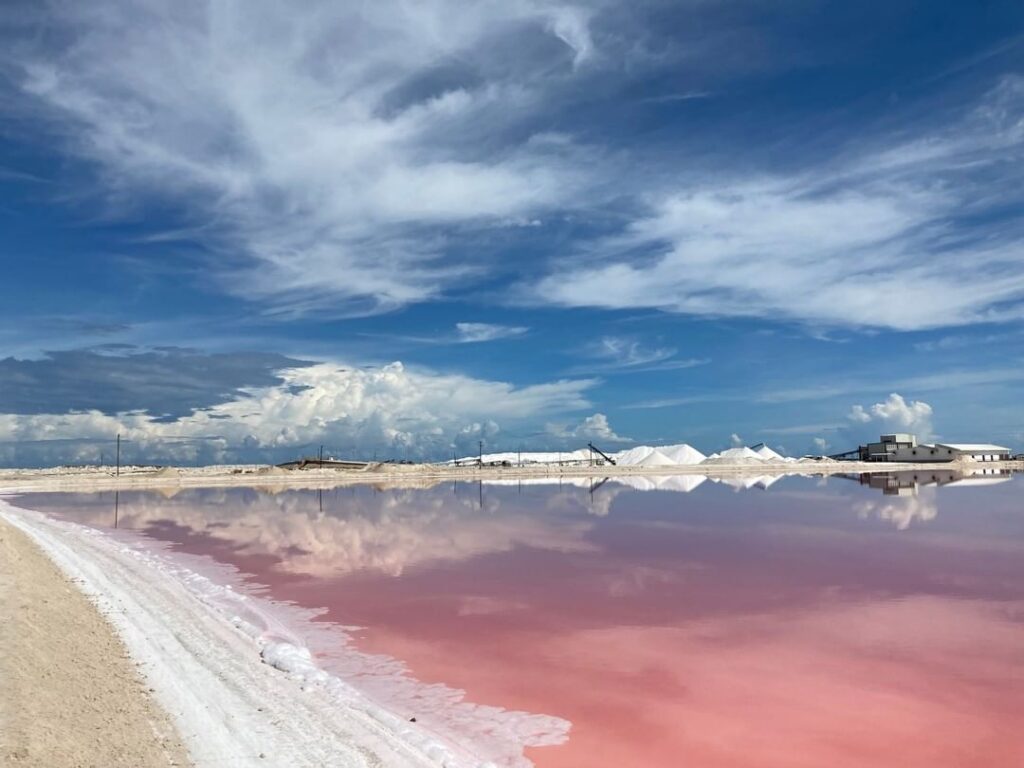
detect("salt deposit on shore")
(0, 498), (567, 768)
(460, 442), (713, 468)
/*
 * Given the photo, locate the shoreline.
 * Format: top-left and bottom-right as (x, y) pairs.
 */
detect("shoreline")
(0, 513), (191, 768)
(2, 459), (1020, 495)
(0, 497), (566, 768)
(2, 461), (1020, 767)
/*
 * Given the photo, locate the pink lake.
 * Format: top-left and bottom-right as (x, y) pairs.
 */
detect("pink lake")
(16, 471), (1024, 767)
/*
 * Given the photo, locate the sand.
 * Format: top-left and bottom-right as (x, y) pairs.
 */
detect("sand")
(0, 501), (501, 768)
(0, 515), (191, 768)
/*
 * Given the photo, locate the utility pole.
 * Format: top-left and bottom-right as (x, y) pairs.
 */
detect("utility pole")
(518, 445), (522, 467)
(478, 440), (483, 466)
(116, 433), (121, 477)
(319, 444), (323, 469)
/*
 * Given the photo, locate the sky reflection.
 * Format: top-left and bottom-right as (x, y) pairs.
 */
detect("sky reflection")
(16, 473), (1024, 767)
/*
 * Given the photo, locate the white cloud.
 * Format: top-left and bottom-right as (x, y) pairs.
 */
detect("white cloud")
(855, 488), (939, 530)
(575, 336), (708, 373)
(7, 3), (1024, 334)
(58, 487), (597, 579)
(545, 412), (630, 444)
(812, 437), (830, 453)
(454, 322), (529, 343)
(0, 361), (597, 464)
(5, 0), (597, 316)
(533, 77), (1024, 331)
(847, 405), (872, 424)
(729, 433), (744, 447)
(846, 393), (934, 440)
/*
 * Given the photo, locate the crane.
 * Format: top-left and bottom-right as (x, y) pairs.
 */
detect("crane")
(587, 442), (618, 466)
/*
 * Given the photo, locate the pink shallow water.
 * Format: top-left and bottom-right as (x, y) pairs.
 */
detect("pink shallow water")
(17, 473), (1024, 767)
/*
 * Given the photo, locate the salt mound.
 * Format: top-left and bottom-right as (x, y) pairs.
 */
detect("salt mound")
(751, 443), (786, 462)
(614, 446), (657, 466)
(716, 446), (764, 461)
(456, 449), (590, 465)
(658, 443), (706, 465)
(637, 449), (676, 467)
(701, 455), (766, 467)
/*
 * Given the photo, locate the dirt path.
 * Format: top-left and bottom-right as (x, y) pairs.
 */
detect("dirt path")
(0, 516), (191, 768)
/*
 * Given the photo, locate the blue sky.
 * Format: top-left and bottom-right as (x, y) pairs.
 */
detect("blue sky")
(1, 0), (1023, 466)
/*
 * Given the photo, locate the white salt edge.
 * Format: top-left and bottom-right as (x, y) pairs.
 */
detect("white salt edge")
(0, 496), (565, 768)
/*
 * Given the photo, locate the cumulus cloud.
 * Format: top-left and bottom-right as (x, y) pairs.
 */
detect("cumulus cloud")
(545, 412), (630, 444)
(847, 393), (934, 440)
(454, 322), (529, 343)
(0, 360), (597, 466)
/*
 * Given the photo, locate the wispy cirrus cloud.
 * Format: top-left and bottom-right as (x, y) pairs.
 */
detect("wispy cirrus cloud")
(3, 0), (599, 316)
(455, 322), (529, 343)
(6, 3), (1024, 335)
(533, 77), (1024, 331)
(571, 335), (708, 374)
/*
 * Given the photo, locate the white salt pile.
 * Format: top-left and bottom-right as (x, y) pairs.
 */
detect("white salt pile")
(460, 441), (796, 469)
(453, 449), (591, 465)
(613, 446), (658, 466)
(614, 443), (705, 466)
(704, 446), (764, 462)
(655, 443), (707, 465)
(636, 449), (677, 467)
(750, 443), (787, 462)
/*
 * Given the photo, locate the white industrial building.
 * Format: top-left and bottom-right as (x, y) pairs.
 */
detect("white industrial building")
(858, 434), (1011, 463)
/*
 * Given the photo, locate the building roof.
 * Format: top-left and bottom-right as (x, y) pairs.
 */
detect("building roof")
(935, 443), (1010, 453)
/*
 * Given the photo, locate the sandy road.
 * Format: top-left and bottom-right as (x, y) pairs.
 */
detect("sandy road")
(0, 514), (191, 768)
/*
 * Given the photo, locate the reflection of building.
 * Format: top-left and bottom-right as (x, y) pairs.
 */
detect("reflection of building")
(852, 469), (1013, 496)
(857, 434), (1011, 463)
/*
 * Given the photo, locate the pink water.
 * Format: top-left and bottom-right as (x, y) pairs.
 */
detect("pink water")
(17, 472), (1024, 767)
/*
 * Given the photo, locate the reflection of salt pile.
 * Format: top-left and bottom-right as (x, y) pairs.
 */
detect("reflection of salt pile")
(714, 475), (782, 490)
